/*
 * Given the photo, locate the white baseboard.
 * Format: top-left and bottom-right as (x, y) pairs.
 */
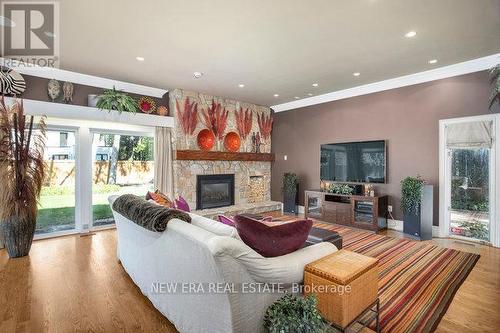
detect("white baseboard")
(387, 219), (404, 231)
(298, 205), (305, 214)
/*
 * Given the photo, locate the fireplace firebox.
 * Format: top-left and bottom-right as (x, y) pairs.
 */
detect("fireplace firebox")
(196, 174), (235, 210)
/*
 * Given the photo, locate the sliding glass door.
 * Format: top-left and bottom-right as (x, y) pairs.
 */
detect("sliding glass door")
(36, 129), (77, 235)
(91, 131), (154, 228)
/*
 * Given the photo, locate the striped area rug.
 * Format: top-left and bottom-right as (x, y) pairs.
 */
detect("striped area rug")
(313, 222), (480, 333)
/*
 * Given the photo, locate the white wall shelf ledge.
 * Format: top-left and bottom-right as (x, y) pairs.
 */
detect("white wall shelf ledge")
(5, 97), (174, 128)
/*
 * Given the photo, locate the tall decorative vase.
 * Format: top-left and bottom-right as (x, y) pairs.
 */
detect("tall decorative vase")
(1, 216), (36, 258)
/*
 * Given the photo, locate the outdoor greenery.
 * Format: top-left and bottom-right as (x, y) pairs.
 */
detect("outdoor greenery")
(489, 63), (499, 109)
(96, 87), (139, 113)
(120, 136), (154, 161)
(36, 184), (150, 233)
(401, 176), (425, 216)
(99, 134), (154, 161)
(450, 149), (489, 212)
(459, 220), (489, 240)
(263, 294), (327, 333)
(282, 172), (299, 194)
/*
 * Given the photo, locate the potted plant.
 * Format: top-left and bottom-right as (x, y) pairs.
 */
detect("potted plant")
(489, 63), (499, 110)
(96, 86), (139, 113)
(283, 172), (299, 214)
(263, 293), (327, 333)
(0, 97), (46, 258)
(401, 176), (433, 240)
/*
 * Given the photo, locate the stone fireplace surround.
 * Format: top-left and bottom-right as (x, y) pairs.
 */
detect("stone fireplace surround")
(169, 89), (282, 219)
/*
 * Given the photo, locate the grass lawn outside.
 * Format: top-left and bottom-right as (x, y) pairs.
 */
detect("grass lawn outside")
(36, 183), (151, 234)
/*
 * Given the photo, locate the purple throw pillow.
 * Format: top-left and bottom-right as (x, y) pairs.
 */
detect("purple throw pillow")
(218, 215), (235, 227)
(234, 215), (313, 257)
(175, 196), (190, 212)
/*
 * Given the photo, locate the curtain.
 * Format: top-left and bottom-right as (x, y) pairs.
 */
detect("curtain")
(154, 127), (174, 198)
(447, 121), (493, 148)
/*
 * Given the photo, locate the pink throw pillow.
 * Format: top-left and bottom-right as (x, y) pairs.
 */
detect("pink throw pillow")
(175, 196), (190, 212)
(218, 215), (235, 227)
(234, 215), (313, 257)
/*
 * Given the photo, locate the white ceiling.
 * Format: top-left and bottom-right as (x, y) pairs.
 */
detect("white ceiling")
(53, 0), (500, 106)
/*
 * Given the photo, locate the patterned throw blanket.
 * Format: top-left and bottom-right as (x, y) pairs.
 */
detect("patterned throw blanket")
(112, 194), (191, 232)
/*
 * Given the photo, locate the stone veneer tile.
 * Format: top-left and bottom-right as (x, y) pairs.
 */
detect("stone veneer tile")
(170, 88), (274, 209)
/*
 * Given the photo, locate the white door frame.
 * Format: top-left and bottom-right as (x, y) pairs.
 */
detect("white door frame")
(439, 113), (500, 247)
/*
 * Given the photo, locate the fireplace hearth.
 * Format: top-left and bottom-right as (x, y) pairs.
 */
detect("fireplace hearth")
(196, 174), (235, 210)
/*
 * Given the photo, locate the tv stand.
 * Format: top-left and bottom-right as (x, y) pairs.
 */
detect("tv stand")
(305, 190), (388, 231)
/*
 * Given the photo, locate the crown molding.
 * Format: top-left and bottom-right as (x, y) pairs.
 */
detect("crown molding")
(272, 54), (500, 113)
(0, 57), (168, 98)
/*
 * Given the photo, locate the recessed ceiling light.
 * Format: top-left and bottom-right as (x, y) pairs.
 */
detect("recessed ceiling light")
(238, 84), (245, 88)
(294, 96), (300, 99)
(428, 59), (438, 64)
(193, 72), (203, 79)
(273, 94), (279, 97)
(404, 31), (417, 38)
(312, 83), (319, 87)
(308, 93), (313, 96)
(353, 72), (361, 77)
(136, 56), (145, 62)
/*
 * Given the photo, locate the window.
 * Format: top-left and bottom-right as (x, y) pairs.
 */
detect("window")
(95, 153), (108, 161)
(60, 132), (68, 147)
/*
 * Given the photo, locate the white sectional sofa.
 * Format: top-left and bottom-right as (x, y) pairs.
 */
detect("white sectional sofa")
(108, 195), (337, 333)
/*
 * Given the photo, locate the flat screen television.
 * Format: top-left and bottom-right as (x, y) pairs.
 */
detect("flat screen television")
(320, 140), (386, 183)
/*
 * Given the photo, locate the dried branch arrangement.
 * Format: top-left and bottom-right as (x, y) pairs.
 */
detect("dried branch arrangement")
(234, 107), (253, 140)
(0, 96), (46, 221)
(176, 97), (198, 136)
(257, 112), (273, 141)
(201, 99), (229, 140)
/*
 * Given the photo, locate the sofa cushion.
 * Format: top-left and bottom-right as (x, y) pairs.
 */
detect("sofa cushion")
(190, 213), (239, 238)
(234, 215), (313, 257)
(113, 194), (191, 232)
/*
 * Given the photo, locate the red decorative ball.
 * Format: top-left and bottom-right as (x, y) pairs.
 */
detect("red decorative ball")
(197, 129), (215, 151)
(224, 132), (241, 152)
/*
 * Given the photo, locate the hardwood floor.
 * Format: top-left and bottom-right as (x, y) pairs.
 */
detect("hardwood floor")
(0, 231), (177, 333)
(0, 226), (498, 332)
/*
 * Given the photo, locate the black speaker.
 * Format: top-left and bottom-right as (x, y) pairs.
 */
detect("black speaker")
(403, 185), (433, 240)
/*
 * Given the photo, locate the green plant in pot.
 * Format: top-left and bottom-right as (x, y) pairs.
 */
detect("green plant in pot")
(401, 176), (431, 239)
(283, 172), (299, 214)
(263, 293), (327, 333)
(96, 86), (139, 113)
(401, 176), (425, 216)
(0, 97), (46, 258)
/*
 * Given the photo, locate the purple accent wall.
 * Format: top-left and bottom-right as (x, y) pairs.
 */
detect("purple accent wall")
(271, 71), (499, 225)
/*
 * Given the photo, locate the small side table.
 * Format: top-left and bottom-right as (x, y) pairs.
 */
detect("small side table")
(327, 298), (380, 333)
(304, 250), (379, 333)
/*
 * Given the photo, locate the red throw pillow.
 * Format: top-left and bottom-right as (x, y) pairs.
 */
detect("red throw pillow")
(234, 215), (312, 257)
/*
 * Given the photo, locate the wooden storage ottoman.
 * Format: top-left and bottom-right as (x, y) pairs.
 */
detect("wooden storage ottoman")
(304, 250), (379, 329)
